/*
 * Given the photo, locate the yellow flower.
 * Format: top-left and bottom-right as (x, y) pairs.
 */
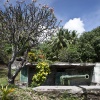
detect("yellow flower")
(8, 88), (14, 93)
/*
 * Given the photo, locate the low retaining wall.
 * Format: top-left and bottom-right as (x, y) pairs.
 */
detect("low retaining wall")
(33, 86), (100, 100)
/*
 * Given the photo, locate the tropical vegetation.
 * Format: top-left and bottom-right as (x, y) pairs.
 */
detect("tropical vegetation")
(0, 0), (100, 99)
(0, 0), (100, 92)
(39, 27), (100, 63)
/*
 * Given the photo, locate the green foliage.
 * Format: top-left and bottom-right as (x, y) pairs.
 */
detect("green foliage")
(0, 43), (11, 64)
(31, 61), (50, 87)
(78, 43), (96, 62)
(39, 42), (56, 61)
(79, 26), (100, 62)
(28, 49), (46, 63)
(51, 29), (70, 59)
(61, 92), (84, 100)
(58, 45), (80, 63)
(0, 85), (14, 100)
(92, 36), (100, 61)
(39, 27), (100, 63)
(28, 52), (37, 63)
(39, 29), (79, 62)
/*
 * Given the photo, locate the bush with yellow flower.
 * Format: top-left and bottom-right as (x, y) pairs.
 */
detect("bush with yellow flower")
(31, 61), (50, 87)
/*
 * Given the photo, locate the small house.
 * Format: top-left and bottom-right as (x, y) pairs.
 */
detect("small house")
(20, 62), (99, 86)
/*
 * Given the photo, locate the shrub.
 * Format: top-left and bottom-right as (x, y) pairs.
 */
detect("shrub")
(28, 50), (46, 63)
(28, 52), (37, 63)
(0, 85), (14, 100)
(61, 92), (84, 100)
(31, 61), (50, 87)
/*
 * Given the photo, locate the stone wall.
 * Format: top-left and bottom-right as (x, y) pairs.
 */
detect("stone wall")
(33, 86), (100, 100)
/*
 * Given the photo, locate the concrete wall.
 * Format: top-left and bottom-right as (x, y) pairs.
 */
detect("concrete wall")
(44, 67), (93, 86)
(92, 63), (100, 84)
(33, 86), (100, 100)
(20, 63), (100, 86)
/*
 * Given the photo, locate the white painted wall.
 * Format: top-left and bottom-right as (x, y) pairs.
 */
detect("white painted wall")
(92, 63), (100, 84)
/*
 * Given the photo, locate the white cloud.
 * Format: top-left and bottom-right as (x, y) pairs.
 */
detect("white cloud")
(63, 18), (85, 34)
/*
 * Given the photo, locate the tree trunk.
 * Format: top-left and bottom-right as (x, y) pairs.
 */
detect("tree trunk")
(7, 46), (17, 84)
(8, 78), (15, 84)
(7, 47), (29, 84)
(7, 62), (15, 84)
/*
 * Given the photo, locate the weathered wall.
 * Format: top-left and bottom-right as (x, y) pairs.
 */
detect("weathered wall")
(92, 63), (100, 84)
(33, 86), (100, 100)
(20, 63), (97, 86)
(44, 67), (93, 86)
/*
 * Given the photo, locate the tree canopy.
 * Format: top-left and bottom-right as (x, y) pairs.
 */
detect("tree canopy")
(39, 26), (100, 63)
(79, 26), (100, 62)
(0, 1), (58, 84)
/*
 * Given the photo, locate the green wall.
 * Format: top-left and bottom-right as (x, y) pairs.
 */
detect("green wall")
(20, 66), (28, 83)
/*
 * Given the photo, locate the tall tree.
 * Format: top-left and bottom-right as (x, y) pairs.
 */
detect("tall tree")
(51, 29), (67, 59)
(0, 1), (58, 84)
(51, 29), (78, 60)
(79, 26), (100, 62)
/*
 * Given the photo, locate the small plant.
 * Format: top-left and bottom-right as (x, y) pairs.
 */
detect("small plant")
(0, 84), (14, 100)
(31, 61), (50, 87)
(28, 50), (46, 63)
(61, 92), (84, 100)
(28, 52), (37, 63)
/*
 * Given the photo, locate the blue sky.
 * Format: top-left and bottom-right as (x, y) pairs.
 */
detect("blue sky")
(0, 0), (100, 33)
(37, 0), (100, 33)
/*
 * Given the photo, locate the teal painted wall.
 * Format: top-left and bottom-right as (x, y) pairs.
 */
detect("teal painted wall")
(20, 66), (28, 83)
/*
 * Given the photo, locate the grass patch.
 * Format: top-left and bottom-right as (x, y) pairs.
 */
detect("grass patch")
(0, 65), (20, 85)
(0, 65), (8, 85)
(0, 66), (7, 76)
(0, 77), (8, 85)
